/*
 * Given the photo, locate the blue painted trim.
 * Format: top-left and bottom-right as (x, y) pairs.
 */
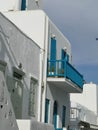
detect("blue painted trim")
(61, 49), (69, 62)
(21, 0), (26, 10)
(45, 99), (49, 123)
(50, 38), (56, 60)
(56, 128), (63, 130)
(50, 38), (56, 74)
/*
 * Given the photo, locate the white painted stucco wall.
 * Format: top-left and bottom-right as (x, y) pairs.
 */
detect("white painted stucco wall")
(2, 10), (71, 60)
(0, 12), (40, 79)
(48, 20), (72, 63)
(27, 0), (42, 10)
(17, 119), (54, 130)
(0, 0), (21, 11)
(0, 12), (41, 119)
(70, 83), (98, 114)
(0, 0), (42, 11)
(1, 9), (72, 128)
(71, 102), (97, 125)
(0, 70), (19, 130)
(47, 84), (70, 128)
(2, 10), (46, 50)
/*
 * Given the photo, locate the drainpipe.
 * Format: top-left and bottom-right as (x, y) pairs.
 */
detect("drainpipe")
(40, 14), (49, 122)
(37, 49), (43, 122)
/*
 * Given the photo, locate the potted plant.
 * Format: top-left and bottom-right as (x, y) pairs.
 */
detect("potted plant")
(61, 69), (64, 75)
(48, 66), (55, 76)
(58, 68), (64, 77)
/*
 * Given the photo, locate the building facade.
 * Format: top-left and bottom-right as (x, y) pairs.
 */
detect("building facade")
(0, 0), (84, 130)
(0, 0), (42, 11)
(70, 83), (98, 130)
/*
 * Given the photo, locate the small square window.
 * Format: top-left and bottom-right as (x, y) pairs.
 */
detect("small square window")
(13, 67), (25, 80)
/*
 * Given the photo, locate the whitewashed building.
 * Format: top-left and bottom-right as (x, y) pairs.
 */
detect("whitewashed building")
(70, 82), (98, 130)
(0, 0), (42, 11)
(0, 0), (84, 130)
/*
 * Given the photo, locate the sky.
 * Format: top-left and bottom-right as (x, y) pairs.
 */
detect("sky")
(43, 0), (98, 84)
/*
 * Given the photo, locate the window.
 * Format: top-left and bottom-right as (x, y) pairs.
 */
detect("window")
(13, 67), (25, 80)
(50, 37), (57, 72)
(0, 60), (7, 74)
(70, 108), (78, 119)
(61, 49), (69, 62)
(29, 77), (38, 117)
(7, 76), (23, 119)
(0, 60), (7, 104)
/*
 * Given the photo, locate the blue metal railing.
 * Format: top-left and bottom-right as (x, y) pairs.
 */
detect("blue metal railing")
(47, 59), (83, 88)
(55, 128), (73, 130)
(56, 128), (63, 130)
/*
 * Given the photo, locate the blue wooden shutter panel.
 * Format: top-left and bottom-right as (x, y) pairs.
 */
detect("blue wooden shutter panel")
(45, 99), (49, 123)
(50, 38), (56, 72)
(21, 0), (26, 10)
(50, 38), (56, 60)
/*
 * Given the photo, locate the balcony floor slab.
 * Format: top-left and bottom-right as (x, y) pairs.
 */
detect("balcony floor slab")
(47, 77), (83, 93)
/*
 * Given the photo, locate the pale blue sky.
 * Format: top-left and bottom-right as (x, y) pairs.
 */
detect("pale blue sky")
(43, 0), (98, 84)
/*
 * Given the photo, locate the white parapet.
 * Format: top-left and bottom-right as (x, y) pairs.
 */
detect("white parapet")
(17, 120), (30, 130)
(17, 119), (54, 130)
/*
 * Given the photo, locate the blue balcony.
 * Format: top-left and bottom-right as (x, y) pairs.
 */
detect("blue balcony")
(47, 59), (84, 92)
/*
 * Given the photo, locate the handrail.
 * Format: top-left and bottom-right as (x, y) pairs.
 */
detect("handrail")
(47, 59), (83, 88)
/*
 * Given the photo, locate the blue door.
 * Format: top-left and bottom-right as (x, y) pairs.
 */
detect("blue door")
(53, 101), (58, 128)
(61, 49), (69, 62)
(45, 99), (50, 123)
(62, 106), (66, 127)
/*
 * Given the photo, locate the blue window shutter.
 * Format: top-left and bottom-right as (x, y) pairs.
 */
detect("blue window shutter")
(61, 49), (65, 60)
(61, 49), (69, 62)
(45, 99), (50, 123)
(50, 38), (56, 61)
(21, 0), (26, 10)
(50, 38), (56, 72)
(61, 49), (66, 70)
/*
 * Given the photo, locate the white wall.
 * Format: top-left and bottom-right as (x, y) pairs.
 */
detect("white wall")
(70, 82), (98, 127)
(71, 102), (97, 125)
(0, 12), (40, 79)
(2, 10), (46, 50)
(0, 0), (21, 11)
(2, 10), (71, 59)
(0, 70), (18, 130)
(17, 119), (54, 130)
(0, 12), (41, 119)
(0, 0), (42, 11)
(70, 83), (98, 114)
(47, 84), (70, 128)
(48, 19), (72, 63)
(27, 0), (42, 10)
